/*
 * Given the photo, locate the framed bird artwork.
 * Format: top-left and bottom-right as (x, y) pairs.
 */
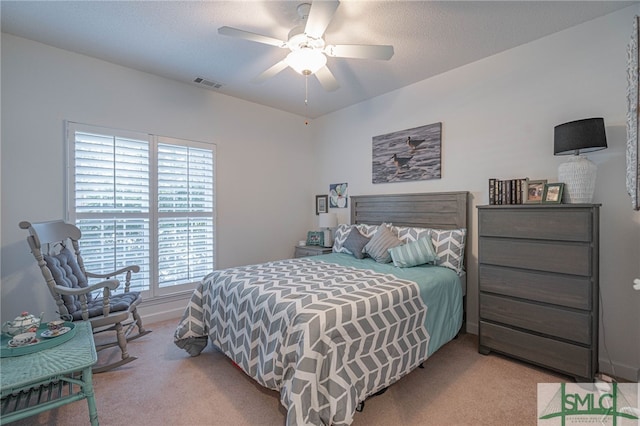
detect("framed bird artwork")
(371, 122), (442, 184)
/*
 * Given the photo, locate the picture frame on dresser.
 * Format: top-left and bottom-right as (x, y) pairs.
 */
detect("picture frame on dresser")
(524, 179), (547, 204)
(542, 183), (564, 204)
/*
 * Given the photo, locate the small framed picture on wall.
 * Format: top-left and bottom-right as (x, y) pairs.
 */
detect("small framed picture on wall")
(316, 195), (328, 215)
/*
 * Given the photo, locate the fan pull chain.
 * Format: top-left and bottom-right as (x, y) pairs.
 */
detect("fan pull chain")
(305, 74), (309, 106)
(304, 74), (310, 125)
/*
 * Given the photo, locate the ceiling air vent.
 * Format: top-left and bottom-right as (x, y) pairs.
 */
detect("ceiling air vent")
(193, 77), (223, 90)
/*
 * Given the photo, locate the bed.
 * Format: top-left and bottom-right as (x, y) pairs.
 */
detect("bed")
(174, 191), (468, 425)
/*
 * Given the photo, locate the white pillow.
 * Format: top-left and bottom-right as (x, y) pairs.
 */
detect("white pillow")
(333, 223), (392, 253)
(332, 224), (352, 253)
(355, 223), (382, 238)
(392, 226), (432, 243)
(431, 228), (467, 274)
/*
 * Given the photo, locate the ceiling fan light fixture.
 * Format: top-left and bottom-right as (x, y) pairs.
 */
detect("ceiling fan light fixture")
(220, 0), (390, 92)
(285, 48), (326, 75)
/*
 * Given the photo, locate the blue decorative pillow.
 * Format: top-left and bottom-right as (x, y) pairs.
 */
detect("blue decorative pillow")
(389, 237), (437, 268)
(342, 226), (371, 259)
(364, 225), (402, 263)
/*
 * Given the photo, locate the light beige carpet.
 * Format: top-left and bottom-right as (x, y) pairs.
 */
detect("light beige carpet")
(7, 318), (570, 425)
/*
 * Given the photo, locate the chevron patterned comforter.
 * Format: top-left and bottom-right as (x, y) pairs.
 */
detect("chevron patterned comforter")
(174, 257), (434, 425)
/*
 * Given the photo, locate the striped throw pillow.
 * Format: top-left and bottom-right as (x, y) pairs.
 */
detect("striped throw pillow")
(364, 225), (402, 263)
(389, 237), (437, 268)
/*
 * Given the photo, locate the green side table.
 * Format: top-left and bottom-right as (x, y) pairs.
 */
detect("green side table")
(1, 321), (98, 425)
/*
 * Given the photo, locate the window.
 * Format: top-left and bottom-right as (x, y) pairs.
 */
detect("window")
(66, 122), (216, 298)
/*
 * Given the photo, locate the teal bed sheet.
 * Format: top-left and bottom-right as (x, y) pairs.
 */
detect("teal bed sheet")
(314, 252), (463, 356)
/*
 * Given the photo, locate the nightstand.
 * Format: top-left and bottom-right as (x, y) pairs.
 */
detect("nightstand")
(294, 245), (333, 258)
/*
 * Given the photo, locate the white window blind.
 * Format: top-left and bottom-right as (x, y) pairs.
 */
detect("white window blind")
(157, 139), (215, 288)
(67, 123), (216, 297)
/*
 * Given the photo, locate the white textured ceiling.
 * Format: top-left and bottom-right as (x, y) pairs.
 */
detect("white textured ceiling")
(1, 1), (636, 118)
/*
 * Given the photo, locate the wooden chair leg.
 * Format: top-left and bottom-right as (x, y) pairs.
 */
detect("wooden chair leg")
(92, 321), (141, 373)
(132, 308), (146, 334)
(115, 322), (130, 360)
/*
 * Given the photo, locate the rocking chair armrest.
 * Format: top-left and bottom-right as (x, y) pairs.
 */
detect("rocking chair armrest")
(86, 265), (140, 279)
(52, 279), (120, 296)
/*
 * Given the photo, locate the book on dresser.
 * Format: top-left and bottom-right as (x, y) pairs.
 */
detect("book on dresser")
(477, 204), (600, 381)
(488, 177), (527, 205)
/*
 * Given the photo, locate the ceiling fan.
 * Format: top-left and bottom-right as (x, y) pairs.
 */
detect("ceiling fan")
(218, 0), (394, 92)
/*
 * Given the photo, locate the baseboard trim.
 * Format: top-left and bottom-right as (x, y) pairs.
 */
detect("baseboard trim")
(137, 293), (190, 325)
(141, 308), (184, 325)
(598, 359), (640, 383)
(466, 320), (478, 335)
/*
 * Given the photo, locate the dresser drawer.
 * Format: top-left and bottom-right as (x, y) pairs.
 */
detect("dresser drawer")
(479, 264), (591, 310)
(479, 237), (591, 276)
(479, 321), (592, 379)
(480, 293), (591, 344)
(478, 208), (593, 241)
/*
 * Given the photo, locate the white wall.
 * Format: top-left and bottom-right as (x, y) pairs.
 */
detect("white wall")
(312, 6), (640, 381)
(1, 34), (315, 323)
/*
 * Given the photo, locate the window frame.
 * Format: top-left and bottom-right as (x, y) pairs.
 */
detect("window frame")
(65, 121), (216, 299)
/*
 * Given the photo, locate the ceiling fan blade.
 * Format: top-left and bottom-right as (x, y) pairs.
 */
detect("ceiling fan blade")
(304, 0), (339, 39)
(315, 66), (339, 92)
(218, 26), (287, 48)
(325, 44), (394, 60)
(252, 60), (289, 83)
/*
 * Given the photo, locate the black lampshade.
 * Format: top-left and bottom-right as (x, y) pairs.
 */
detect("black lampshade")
(554, 117), (608, 156)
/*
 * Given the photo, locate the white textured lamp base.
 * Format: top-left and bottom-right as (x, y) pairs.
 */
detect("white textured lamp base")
(323, 229), (333, 248)
(558, 156), (597, 203)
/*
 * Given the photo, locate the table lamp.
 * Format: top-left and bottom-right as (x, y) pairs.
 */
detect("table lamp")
(318, 213), (338, 248)
(554, 117), (608, 203)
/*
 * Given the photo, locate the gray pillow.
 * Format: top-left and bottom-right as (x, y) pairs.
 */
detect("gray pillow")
(364, 225), (402, 263)
(342, 226), (371, 259)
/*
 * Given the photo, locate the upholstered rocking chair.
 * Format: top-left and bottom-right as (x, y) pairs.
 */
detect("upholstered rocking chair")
(19, 220), (151, 373)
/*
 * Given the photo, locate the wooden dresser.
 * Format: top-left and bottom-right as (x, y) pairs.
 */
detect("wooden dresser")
(477, 204), (600, 381)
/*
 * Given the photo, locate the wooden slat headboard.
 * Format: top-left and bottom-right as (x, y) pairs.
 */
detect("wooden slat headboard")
(350, 191), (468, 230)
(350, 191), (470, 312)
